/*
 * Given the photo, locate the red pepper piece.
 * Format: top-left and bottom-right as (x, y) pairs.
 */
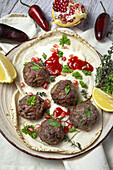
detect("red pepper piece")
(94, 1), (110, 41)
(20, 0), (50, 31)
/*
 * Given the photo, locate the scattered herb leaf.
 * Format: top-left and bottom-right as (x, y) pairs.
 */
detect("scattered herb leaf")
(65, 85), (70, 94)
(82, 70), (91, 76)
(42, 53), (47, 60)
(48, 120), (60, 127)
(46, 109), (50, 115)
(58, 50), (63, 58)
(39, 58), (45, 66)
(79, 81), (88, 89)
(24, 62), (28, 66)
(86, 107), (91, 118)
(22, 125), (37, 139)
(30, 62), (42, 70)
(81, 90), (88, 99)
(27, 95), (36, 106)
(76, 142), (82, 151)
(62, 64), (73, 73)
(76, 99), (83, 104)
(72, 71), (83, 80)
(59, 35), (70, 47)
(36, 92), (46, 97)
(6, 113), (9, 116)
(50, 76), (56, 82)
(69, 126), (77, 132)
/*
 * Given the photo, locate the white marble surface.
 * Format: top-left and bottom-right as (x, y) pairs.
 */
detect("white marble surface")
(0, 0), (113, 170)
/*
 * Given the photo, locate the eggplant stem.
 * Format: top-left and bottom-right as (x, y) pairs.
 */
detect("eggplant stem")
(100, 1), (106, 13)
(20, 0), (30, 8)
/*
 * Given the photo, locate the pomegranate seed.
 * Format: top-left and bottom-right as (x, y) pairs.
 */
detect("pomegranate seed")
(42, 81), (48, 89)
(28, 92), (34, 95)
(73, 80), (79, 89)
(27, 126), (34, 132)
(53, 44), (59, 48)
(45, 114), (51, 119)
(64, 126), (69, 133)
(68, 19), (74, 23)
(81, 5), (85, 12)
(35, 124), (41, 132)
(35, 57), (40, 62)
(60, 112), (65, 118)
(62, 57), (66, 61)
(20, 82), (25, 88)
(31, 57), (36, 62)
(75, 3), (80, 9)
(44, 99), (51, 109)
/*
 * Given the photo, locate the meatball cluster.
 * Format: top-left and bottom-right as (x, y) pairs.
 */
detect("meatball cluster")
(51, 80), (77, 107)
(69, 101), (98, 131)
(38, 119), (65, 145)
(18, 95), (47, 120)
(23, 62), (50, 87)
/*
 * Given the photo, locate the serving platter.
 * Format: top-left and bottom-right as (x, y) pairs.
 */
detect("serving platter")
(0, 36), (113, 160)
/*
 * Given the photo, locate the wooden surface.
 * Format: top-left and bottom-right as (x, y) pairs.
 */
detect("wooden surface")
(0, 0), (113, 40)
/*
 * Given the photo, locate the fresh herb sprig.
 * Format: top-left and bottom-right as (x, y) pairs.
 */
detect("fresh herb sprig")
(58, 50), (63, 58)
(65, 85), (70, 94)
(30, 62), (42, 70)
(72, 71), (83, 80)
(42, 53), (47, 60)
(27, 95), (36, 106)
(79, 81), (88, 89)
(62, 64), (73, 73)
(36, 92), (46, 97)
(47, 120), (60, 127)
(59, 35), (70, 47)
(22, 125), (37, 139)
(82, 70), (91, 76)
(95, 43), (113, 94)
(81, 90), (88, 99)
(50, 76), (56, 82)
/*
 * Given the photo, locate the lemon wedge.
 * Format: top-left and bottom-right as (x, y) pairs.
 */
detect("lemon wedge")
(0, 53), (17, 83)
(92, 87), (113, 112)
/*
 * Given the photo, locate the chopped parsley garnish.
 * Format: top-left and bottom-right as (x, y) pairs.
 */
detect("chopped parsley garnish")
(59, 35), (70, 47)
(6, 113), (9, 116)
(24, 62), (28, 66)
(62, 64), (73, 73)
(58, 50), (63, 58)
(22, 125), (37, 139)
(82, 70), (91, 76)
(95, 43), (113, 94)
(30, 62), (42, 70)
(86, 107), (91, 118)
(72, 71), (83, 80)
(47, 120), (60, 127)
(76, 99), (83, 104)
(39, 58), (45, 66)
(36, 92), (46, 97)
(79, 81), (88, 89)
(81, 90), (88, 99)
(69, 126), (77, 132)
(65, 85), (70, 94)
(76, 142), (82, 151)
(42, 52), (47, 60)
(27, 95), (36, 106)
(50, 76), (56, 82)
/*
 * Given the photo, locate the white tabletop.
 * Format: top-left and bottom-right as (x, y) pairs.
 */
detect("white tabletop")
(0, 0), (113, 169)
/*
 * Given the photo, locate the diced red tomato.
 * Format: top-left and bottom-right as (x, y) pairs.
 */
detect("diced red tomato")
(42, 81), (48, 89)
(44, 99), (51, 109)
(31, 57), (36, 62)
(35, 57), (40, 62)
(45, 114), (50, 119)
(62, 57), (66, 61)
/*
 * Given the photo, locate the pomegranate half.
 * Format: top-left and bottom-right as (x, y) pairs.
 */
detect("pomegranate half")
(52, 0), (88, 27)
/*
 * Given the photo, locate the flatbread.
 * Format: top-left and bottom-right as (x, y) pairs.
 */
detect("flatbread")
(11, 29), (103, 154)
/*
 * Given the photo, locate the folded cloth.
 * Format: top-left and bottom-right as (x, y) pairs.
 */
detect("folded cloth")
(0, 14), (111, 170)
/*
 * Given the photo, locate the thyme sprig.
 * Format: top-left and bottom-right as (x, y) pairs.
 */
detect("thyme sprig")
(95, 43), (113, 94)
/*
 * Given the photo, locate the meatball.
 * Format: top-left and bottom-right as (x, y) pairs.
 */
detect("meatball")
(51, 80), (77, 107)
(23, 61), (50, 87)
(38, 119), (65, 145)
(69, 101), (98, 131)
(18, 95), (47, 120)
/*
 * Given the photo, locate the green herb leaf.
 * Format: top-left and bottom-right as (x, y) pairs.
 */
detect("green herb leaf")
(65, 85), (70, 94)
(86, 107), (91, 118)
(36, 92), (46, 97)
(39, 58), (45, 66)
(76, 142), (82, 151)
(22, 125), (37, 139)
(50, 76), (56, 82)
(59, 35), (70, 47)
(6, 113), (9, 116)
(76, 99), (83, 104)
(30, 62), (42, 70)
(69, 126), (77, 132)
(24, 62), (28, 66)
(81, 90), (88, 99)
(58, 50), (63, 58)
(72, 71), (83, 79)
(42, 52), (47, 60)
(79, 81), (88, 89)
(46, 109), (50, 115)
(82, 70), (91, 76)
(27, 95), (36, 106)
(79, 115), (83, 119)
(62, 64), (73, 73)
(47, 120), (60, 127)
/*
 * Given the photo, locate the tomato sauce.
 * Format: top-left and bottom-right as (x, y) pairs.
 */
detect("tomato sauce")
(53, 107), (71, 118)
(68, 56), (94, 72)
(45, 52), (62, 76)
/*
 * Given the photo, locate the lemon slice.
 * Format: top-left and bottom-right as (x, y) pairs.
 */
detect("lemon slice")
(92, 87), (113, 112)
(0, 53), (17, 83)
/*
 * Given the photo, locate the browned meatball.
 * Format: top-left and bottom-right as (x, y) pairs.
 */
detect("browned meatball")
(38, 119), (65, 145)
(18, 95), (47, 120)
(69, 101), (98, 131)
(23, 62), (50, 87)
(51, 80), (77, 107)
